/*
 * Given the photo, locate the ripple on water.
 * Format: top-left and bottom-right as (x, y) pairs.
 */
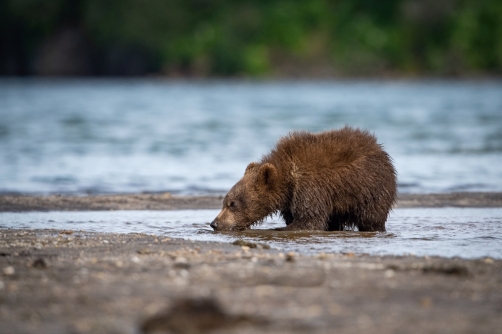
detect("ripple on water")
(0, 208), (501, 259)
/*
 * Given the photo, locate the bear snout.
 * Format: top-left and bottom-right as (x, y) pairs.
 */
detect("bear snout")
(211, 209), (237, 231)
(210, 220), (218, 230)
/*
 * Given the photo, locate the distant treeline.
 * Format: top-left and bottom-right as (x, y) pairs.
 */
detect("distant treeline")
(1, 0), (501, 77)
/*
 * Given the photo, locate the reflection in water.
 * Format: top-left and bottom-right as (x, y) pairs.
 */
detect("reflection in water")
(1, 207), (501, 259)
(234, 229), (392, 242)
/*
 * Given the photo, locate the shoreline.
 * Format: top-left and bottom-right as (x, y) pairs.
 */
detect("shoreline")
(1, 229), (501, 333)
(1, 192), (502, 212)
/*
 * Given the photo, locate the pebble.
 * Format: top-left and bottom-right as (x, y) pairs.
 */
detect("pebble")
(33, 258), (47, 269)
(179, 269), (189, 278)
(384, 269), (395, 278)
(420, 297), (433, 308)
(137, 248), (154, 255)
(232, 239), (270, 249)
(173, 260), (190, 270)
(3, 266), (15, 276)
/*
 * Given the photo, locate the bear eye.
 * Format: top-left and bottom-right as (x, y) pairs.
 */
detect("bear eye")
(229, 201), (237, 209)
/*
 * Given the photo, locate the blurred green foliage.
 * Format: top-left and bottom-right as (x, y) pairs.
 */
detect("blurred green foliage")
(1, 0), (501, 76)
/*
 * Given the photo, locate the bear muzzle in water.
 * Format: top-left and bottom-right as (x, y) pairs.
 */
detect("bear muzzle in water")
(211, 163), (278, 231)
(211, 127), (397, 232)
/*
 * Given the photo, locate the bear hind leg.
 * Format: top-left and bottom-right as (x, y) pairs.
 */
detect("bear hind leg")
(327, 212), (357, 231)
(357, 220), (386, 232)
(280, 209), (294, 226)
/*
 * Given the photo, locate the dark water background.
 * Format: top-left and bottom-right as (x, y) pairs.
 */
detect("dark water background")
(1, 79), (501, 195)
(1, 208), (501, 259)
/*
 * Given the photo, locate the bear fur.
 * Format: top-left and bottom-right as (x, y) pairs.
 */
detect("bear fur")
(210, 127), (397, 232)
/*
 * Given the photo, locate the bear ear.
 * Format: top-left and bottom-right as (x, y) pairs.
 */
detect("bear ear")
(257, 163), (277, 189)
(245, 162), (259, 174)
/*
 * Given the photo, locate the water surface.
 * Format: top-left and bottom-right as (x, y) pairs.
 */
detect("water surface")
(1, 208), (501, 259)
(1, 79), (501, 194)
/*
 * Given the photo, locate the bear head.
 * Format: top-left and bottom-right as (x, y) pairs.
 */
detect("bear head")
(210, 162), (278, 231)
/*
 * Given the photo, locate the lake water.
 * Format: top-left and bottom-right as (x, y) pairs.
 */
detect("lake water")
(1, 208), (501, 259)
(1, 78), (502, 195)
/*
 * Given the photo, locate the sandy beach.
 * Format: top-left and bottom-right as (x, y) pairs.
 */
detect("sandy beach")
(1, 192), (502, 212)
(1, 193), (502, 333)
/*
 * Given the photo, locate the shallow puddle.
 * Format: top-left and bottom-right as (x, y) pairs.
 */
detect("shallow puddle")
(1, 208), (501, 258)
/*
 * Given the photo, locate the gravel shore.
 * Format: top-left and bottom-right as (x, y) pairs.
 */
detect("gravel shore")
(1, 229), (501, 334)
(1, 192), (502, 212)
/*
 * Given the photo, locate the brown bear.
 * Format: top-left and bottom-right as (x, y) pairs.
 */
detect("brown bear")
(210, 127), (397, 232)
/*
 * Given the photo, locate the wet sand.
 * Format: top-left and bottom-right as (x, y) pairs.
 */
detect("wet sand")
(1, 192), (502, 212)
(1, 193), (502, 333)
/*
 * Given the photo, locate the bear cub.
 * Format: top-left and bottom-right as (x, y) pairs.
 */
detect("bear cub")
(211, 127), (397, 232)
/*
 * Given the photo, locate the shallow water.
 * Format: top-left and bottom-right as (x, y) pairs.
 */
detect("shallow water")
(1, 79), (502, 194)
(1, 208), (501, 259)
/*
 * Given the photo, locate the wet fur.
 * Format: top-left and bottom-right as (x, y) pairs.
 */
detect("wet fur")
(214, 127), (397, 232)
